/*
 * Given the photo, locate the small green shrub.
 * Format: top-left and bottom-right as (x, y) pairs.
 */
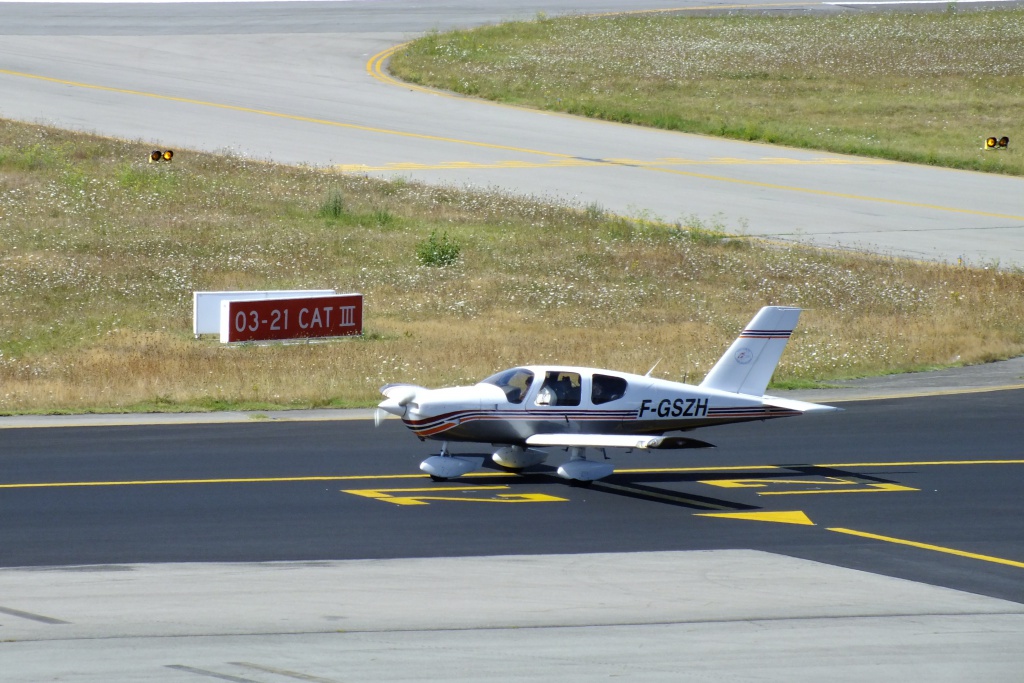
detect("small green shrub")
(416, 230), (461, 267)
(373, 208), (396, 226)
(317, 188), (346, 219)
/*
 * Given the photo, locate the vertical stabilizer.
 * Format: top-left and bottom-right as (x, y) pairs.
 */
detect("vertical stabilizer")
(699, 307), (802, 396)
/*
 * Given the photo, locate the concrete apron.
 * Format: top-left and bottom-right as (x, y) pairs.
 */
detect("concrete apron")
(1, 550), (1022, 681)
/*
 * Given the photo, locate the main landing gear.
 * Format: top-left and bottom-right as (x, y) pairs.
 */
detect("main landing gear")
(555, 447), (614, 483)
(420, 442), (481, 481)
(421, 444), (616, 484)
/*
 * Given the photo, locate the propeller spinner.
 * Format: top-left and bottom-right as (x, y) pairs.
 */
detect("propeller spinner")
(374, 385), (420, 426)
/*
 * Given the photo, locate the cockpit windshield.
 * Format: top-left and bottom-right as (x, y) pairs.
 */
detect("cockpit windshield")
(481, 368), (535, 404)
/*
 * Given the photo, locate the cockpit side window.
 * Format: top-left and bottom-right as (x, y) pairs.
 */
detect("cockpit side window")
(535, 371), (582, 407)
(591, 373), (628, 405)
(482, 368), (534, 404)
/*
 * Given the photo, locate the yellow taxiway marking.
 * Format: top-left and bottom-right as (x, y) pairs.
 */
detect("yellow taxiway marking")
(700, 511), (1024, 569)
(698, 510), (816, 526)
(347, 485), (512, 497)
(758, 483), (917, 495)
(646, 162), (1024, 221)
(334, 156), (887, 173)
(705, 476), (866, 489)
(343, 485), (567, 506)
(0, 68), (572, 161)
(821, 459), (1024, 468)
(0, 52), (1015, 224)
(829, 528), (1024, 569)
(0, 472), (515, 489)
(618, 459), (1024, 475)
(2, 458), (1021, 489)
(700, 477), (917, 495)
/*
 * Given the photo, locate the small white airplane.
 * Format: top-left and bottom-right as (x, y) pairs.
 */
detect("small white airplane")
(376, 306), (838, 483)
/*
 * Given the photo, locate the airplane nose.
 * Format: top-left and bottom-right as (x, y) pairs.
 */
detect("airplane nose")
(377, 396), (408, 418)
(374, 397), (407, 427)
(374, 386), (419, 426)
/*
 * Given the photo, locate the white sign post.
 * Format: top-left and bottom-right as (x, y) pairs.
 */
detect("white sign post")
(193, 290), (335, 337)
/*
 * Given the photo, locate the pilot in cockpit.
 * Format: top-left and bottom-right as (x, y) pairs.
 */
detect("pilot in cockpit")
(536, 372), (581, 406)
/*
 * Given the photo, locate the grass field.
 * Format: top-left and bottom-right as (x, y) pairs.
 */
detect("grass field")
(2, 118), (1023, 414)
(390, 9), (1024, 175)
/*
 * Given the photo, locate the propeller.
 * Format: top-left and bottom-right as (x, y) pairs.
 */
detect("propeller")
(374, 385), (419, 427)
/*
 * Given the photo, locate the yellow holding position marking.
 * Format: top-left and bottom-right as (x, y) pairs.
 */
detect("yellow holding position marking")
(700, 477), (918, 495)
(343, 485), (567, 506)
(757, 483), (917, 496)
(705, 477), (858, 489)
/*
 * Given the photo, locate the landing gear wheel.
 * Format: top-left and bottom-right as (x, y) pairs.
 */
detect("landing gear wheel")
(429, 475), (449, 482)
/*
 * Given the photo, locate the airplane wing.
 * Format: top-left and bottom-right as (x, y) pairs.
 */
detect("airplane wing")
(525, 434), (715, 450)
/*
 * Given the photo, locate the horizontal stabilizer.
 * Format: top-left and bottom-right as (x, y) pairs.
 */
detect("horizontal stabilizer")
(761, 396), (841, 415)
(526, 433), (715, 450)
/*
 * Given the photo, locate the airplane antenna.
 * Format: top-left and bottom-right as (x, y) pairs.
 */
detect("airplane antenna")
(645, 359), (662, 377)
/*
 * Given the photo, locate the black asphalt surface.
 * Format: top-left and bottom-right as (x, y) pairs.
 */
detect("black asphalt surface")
(1, 390), (1022, 603)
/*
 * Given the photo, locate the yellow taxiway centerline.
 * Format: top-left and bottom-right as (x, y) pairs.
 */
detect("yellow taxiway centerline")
(0, 68), (573, 160)
(0, 472), (514, 489)
(829, 527), (1024, 569)
(333, 157), (890, 173)
(2, 51), (1020, 224)
(2, 458), (1020, 489)
(645, 163), (1024, 221)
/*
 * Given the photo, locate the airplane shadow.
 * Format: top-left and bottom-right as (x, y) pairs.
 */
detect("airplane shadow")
(445, 453), (909, 512)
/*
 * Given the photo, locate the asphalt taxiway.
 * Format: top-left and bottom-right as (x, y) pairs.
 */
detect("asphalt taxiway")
(3, 384), (1024, 596)
(2, 381), (1024, 680)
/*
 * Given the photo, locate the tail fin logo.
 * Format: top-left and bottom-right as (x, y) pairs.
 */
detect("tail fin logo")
(699, 307), (802, 397)
(734, 347), (754, 365)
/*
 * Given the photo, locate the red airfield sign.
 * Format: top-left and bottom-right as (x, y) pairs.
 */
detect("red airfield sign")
(220, 294), (363, 343)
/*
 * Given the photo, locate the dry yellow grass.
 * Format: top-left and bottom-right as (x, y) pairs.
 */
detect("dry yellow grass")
(1, 121), (1023, 414)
